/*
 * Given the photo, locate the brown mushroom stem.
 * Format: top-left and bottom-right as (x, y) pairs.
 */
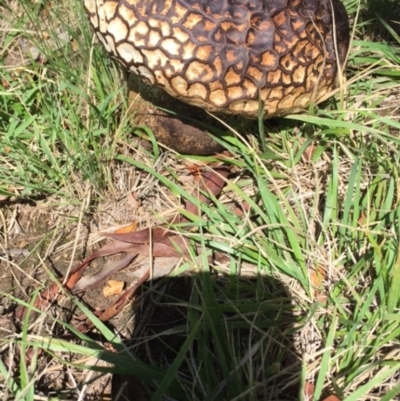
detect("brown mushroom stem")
(127, 73), (227, 155)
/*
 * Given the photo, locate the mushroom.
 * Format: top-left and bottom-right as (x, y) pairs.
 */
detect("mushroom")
(83, 0), (350, 154)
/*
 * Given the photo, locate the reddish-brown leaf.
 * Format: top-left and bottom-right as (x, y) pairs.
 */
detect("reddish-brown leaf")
(183, 167), (230, 219)
(72, 254), (136, 294)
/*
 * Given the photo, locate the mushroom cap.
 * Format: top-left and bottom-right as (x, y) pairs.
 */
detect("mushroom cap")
(84, 0), (349, 118)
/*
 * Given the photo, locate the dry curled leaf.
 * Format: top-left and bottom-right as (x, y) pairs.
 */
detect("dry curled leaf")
(103, 280), (125, 298)
(114, 221), (137, 234)
(303, 381), (341, 401)
(310, 265), (328, 303)
(310, 265), (326, 289)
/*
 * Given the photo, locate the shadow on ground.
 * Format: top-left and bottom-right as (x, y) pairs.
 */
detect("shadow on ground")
(111, 273), (306, 401)
(364, 0), (400, 39)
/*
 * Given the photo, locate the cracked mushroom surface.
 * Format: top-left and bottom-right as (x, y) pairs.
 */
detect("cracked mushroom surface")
(84, 0), (350, 153)
(84, 0), (349, 117)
